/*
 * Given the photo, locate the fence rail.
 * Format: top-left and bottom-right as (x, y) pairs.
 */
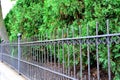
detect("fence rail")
(0, 20), (120, 80)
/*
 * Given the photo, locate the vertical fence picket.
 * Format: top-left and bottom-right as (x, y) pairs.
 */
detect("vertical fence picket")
(107, 19), (111, 80)
(87, 24), (90, 80)
(53, 35), (55, 78)
(41, 35), (43, 65)
(50, 42), (52, 69)
(96, 22), (100, 80)
(72, 27), (76, 78)
(44, 40), (46, 65)
(58, 31), (60, 73)
(79, 26), (82, 80)
(54, 42), (55, 69)
(67, 28), (70, 77)
(62, 29), (65, 80)
(46, 33), (49, 66)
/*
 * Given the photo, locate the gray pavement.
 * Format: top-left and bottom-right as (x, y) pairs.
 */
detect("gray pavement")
(0, 62), (26, 80)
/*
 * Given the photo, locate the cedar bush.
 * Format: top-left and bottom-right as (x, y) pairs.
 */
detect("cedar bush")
(4, 0), (120, 79)
(83, 0), (120, 79)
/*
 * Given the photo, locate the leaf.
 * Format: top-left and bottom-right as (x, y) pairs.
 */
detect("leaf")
(114, 53), (120, 58)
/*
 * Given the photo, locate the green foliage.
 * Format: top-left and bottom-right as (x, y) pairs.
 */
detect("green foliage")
(83, 1), (120, 79)
(5, 0), (43, 40)
(4, 0), (120, 79)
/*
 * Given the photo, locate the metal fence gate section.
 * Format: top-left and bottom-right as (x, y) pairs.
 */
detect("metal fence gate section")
(0, 20), (120, 80)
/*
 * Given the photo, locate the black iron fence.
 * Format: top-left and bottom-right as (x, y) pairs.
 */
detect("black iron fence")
(0, 20), (120, 80)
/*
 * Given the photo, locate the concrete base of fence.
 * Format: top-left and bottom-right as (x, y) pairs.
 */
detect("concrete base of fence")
(0, 61), (26, 80)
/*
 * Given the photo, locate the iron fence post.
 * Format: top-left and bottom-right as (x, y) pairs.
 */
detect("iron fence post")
(18, 33), (21, 75)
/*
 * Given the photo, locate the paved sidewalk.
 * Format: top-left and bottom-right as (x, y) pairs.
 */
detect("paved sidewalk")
(0, 62), (26, 80)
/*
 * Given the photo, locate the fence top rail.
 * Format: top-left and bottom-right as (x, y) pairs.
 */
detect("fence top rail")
(1, 33), (120, 45)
